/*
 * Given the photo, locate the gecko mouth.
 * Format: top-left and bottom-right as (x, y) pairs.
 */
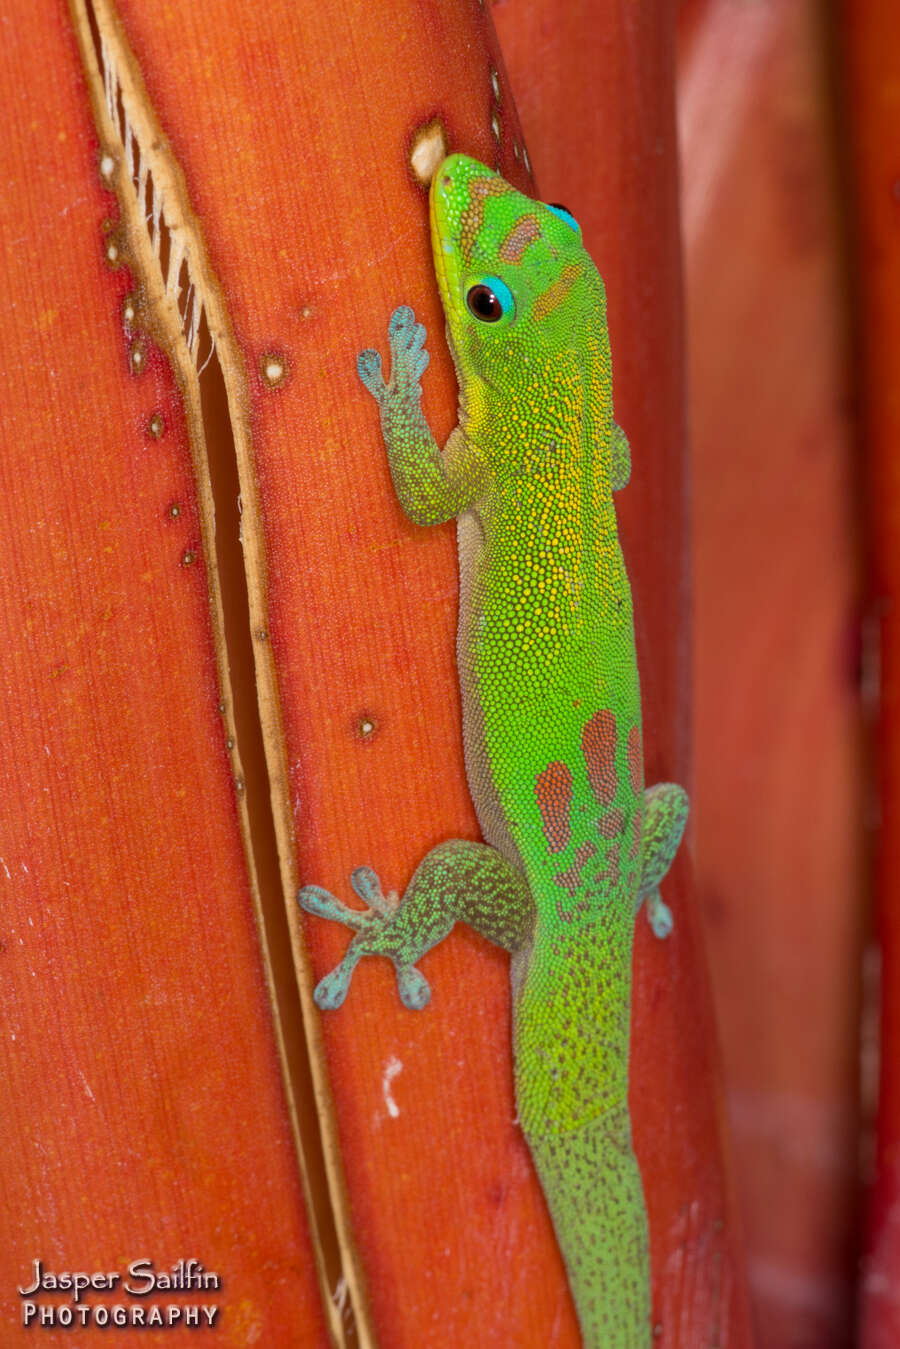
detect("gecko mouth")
(429, 164), (461, 346)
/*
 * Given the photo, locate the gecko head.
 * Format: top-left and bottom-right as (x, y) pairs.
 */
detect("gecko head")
(429, 154), (607, 391)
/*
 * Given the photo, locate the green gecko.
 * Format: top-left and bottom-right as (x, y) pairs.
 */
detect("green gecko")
(298, 153), (688, 1347)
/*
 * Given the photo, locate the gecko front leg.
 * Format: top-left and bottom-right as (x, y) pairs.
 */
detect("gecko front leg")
(357, 306), (483, 525)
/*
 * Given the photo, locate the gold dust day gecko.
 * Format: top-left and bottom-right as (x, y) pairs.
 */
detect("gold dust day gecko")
(298, 154), (688, 1347)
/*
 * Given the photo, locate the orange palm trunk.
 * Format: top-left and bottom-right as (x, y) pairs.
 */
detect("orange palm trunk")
(676, 2), (865, 1344)
(2, 2), (754, 1344)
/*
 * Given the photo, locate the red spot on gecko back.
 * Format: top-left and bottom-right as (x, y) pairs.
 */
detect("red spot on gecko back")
(627, 725), (643, 794)
(534, 761), (573, 853)
(599, 807), (625, 840)
(581, 710), (618, 806)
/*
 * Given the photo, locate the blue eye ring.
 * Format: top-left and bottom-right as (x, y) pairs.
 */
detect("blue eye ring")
(466, 275), (515, 323)
(546, 202), (580, 233)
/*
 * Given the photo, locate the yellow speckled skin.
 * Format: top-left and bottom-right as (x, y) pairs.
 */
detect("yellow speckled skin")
(298, 156), (688, 1347)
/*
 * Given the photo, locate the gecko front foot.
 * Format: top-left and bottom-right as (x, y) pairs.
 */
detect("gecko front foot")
(357, 305), (429, 408)
(297, 866), (432, 1012)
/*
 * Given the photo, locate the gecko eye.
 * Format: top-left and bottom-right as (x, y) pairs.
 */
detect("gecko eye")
(466, 276), (514, 323)
(546, 202), (580, 233)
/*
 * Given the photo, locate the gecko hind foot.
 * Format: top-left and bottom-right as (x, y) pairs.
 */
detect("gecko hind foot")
(643, 889), (674, 940)
(635, 782), (689, 940)
(297, 869), (432, 1012)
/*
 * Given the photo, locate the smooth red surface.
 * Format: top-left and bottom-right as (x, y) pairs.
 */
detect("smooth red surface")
(0, 5), (329, 1346)
(844, 4), (900, 1345)
(677, 3), (864, 1345)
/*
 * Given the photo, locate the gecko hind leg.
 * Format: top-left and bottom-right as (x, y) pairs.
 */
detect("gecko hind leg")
(635, 782), (689, 939)
(298, 839), (535, 1012)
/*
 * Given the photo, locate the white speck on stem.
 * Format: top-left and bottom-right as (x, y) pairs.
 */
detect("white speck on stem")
(382, 1056), (402, 1119)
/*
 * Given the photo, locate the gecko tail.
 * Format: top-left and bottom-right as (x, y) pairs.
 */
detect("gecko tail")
(528, 1107), (652, 1349)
